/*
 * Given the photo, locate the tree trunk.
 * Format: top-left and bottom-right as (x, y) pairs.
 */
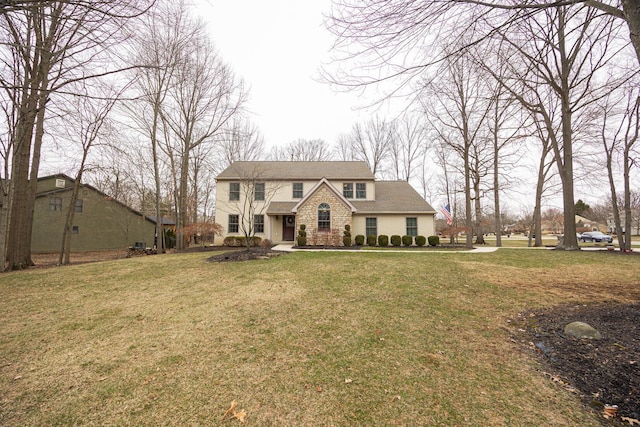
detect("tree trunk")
(621, 0), (640, 66)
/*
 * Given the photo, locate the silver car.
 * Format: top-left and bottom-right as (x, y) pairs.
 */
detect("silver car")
(580, 231), (613, 243)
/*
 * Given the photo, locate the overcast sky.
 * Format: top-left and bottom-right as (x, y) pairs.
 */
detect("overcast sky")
(197, 0), (369, 148)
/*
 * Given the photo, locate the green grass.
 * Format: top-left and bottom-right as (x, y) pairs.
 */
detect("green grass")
(1, 250), (638, 425)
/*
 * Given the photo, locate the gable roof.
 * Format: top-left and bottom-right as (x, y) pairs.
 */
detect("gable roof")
(291, 177), (357, 213)
(35, 174), (167, 225)
(216, 161), (375, 181)
(351, 181), (436, 214)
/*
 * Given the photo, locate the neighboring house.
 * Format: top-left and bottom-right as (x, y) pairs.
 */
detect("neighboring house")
(22, 174), (160, 253)
(215, 161), (437, 244)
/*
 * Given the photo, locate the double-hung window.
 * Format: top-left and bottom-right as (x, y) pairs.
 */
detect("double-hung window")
(254, 214), (264, 233)
(292, 182), (303, 198)
(343, 183), (353, 198)
(406, 217), (418, 236)
(228, 214), (239, 233)
(229, 183), (240, 201)
(365, 217), (377, 237)
(356, 183), (366, 199)
(75, 199), (84, 213)
(254, 183), (265, 201)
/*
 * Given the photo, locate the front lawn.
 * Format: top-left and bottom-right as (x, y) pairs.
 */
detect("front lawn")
(1, 250), (638, 425)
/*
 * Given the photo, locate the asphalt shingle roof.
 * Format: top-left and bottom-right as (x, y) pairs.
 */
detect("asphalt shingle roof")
(216, 161), (375, 181)
(265, 182), (434, 214)
(351, 181), (435, 213)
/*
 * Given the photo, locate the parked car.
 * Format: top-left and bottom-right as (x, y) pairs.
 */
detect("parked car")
(580, 231), (613, 243)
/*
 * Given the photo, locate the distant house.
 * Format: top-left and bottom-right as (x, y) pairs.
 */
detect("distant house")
(215, 161), (436, 244)
(25, 174), (161, 253)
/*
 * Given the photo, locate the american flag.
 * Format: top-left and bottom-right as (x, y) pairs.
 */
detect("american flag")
(441, 204), (452, 226)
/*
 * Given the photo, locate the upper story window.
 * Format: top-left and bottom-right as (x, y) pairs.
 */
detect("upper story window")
(49, 197), (62, 211)
(292, 182), (303, 198)
(343, 183), (353, 198)
(254, 183), (265, 201)
(229, 182), (240, 201)
(318, 203), (331, 231)
(356, 183), (366, 199)
(75, 199), (83, 213)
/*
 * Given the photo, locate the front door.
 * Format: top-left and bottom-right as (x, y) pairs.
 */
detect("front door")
(283, 215), (295, 241)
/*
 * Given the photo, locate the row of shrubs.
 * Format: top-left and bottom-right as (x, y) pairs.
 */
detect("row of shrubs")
(355, 234), (439, 247)
(223, 235), (262, 247)
(297, 224), (440, 247)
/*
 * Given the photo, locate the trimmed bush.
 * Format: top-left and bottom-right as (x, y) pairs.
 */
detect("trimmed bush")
(367, 235), (377, 246)
(297, 224), (307, 246)
(428, 235), (440, 246)
(390, 235), (401, 247)
(355, 235), (365, 246)
(223, 236), (262, 247)
(402, 235), (413, 246)
(343, 224), (352, 247)
(415, 235), (426, 247)
(378, 235), (389, 247)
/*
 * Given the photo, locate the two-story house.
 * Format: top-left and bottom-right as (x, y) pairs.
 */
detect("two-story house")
(22, 174), (165, 252)
(215, 161), (436, 244)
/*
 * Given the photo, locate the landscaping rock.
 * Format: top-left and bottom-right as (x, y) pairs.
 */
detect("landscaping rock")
(563, 321), (602, 339)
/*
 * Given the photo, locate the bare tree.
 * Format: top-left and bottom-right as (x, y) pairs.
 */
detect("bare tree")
(389, 114), (428, 181)
(229, 166), (282, 250)
(216, 117), (265, 169)
(160, 20), (247, 250)
(57, 83), (120, 265)
(422, 51), (494, 248)
(126, 0), (194, 253)
(599, 85), (639, 251)
(0, 0), (153, 270)
(269, 138), (333, 161)
(345, 117), (394, 177)
(487, 5), (628, 249)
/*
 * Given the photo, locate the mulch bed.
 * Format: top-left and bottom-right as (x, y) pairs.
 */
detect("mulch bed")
(513, 302), (640, 424)
(206, 247), (284, 262)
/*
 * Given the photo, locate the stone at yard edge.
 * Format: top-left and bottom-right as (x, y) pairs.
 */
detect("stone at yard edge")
(564, 321), (602, 339)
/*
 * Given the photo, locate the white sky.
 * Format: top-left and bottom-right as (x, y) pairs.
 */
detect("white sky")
(197, 0), (368, 148)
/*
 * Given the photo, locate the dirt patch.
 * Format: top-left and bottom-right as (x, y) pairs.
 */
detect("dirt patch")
(30, 250), (130, 268)
(206, 247), (284, 262)
(513, 302), (640, 423)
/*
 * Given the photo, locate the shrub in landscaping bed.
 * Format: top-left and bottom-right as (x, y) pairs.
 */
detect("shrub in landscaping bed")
(415, 235), (426, 246)
(428, 235), (440, 246)
(390, 235), (401, 246)
(378, 235), (389, 247)
(297, 224), (307, 246)
(223, 236), (262, 247)
(402, 235), (413, 246)
(367, 235), (377, 246)
(343, 224), (352, 247)
(355, 235), (365, 245)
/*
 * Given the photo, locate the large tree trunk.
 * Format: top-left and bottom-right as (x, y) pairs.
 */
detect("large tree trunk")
(621, 0), (640, 65)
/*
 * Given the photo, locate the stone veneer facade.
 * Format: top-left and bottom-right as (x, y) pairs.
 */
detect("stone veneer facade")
(296, 183), (352, 245)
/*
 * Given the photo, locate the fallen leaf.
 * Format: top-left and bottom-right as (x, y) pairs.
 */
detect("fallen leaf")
(222, 401), (238, 420)
(604, 404), (618, 419)
(622, 416), (640, 426)
(344, 378), (352, 384)
(233, 410), (247, 423)
(316, 386), (322, 392)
